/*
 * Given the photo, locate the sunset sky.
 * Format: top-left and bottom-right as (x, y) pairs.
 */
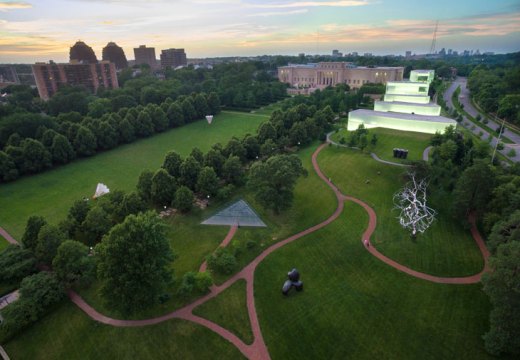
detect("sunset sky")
(0, 0), (519, 63)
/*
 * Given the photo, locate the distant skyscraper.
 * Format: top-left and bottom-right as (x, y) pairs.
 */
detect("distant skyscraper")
(102, 42), (128, 70)
(160, 48), (187, 69)
(448, 49), (452, 55)
(405, 51), (412, 58)
(32, 61), (118, 100)
(134, 45), (157, 69)
(69, 41), (98, 64)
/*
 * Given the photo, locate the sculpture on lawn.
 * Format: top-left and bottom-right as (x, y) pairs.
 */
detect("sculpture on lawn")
(282, 268), (303, 295)
(393, 172), (436, 237)
(206, 115), (213, 124)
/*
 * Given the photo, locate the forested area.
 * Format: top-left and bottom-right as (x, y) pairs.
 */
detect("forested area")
(0, 62), (287, 182)
(467, 57), (520, 126)
(421, 127), (520, 356)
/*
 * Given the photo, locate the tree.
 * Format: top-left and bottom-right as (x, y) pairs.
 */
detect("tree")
(21, 215), (47, 251)
(482, 241), (520, 356)
(487, 211), (520, 254)
(117, 118), (135, 143)
(193, 93), (209, 118)
(203, 148), (225, 176)
(174, 186), (194, 212)
(179, 156), (201, 190)
(87, 98), (111, 118)
(81, 206), (112, 246)
(222, 155), (244, 185)
(248, 154), (306, 213)
(95, 121), (118, 150)
(53, 240), (95, 287)
(206, 247), (236, 274)
(35, 224), (65, 264)
(224, 138), (246, 162)
(242, 135), (260, 160)
(181, 99), (197, 122)
(151, 168), (177, 206)
(393, 173), (437, 237)
(96, 211), (174, 314)
(73, 126), (97, 157)
(452, 160), (495, 218)
(166, 103), (184, 128)
(190, 147), (205, 164)
(148, 104), (168, 132)
(119, 191), (147, 219)
(19, 272), (65, 316)
(207, 92), (221, 115)
(134, 110), (154, 137)
(41, 129), (59, 148)
(0, 151), (18, 182)
(21, 138), (52, 174)
(197, 167), (219, 196)
(50, 134), (75, 164)
(68, 199), (91, 225)
(137, 169), (154, 201)
(0, 245), (36, 283)
(162, 151), (183, 177)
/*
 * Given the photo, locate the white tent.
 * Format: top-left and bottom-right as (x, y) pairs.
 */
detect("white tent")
(93, 183), (110, 199)
(205, 115), (213, 124)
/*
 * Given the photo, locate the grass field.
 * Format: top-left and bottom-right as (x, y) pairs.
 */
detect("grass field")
(3, 301), (245, 360)
(0, 111), (267, 240)
(330, 127), (432, 163)
(318, 146), (484, 277)
(193, 279), (253, 344)
(0, 234), (8, 252)
(255, 201), (492, 360)
(74, 143), (336, 319)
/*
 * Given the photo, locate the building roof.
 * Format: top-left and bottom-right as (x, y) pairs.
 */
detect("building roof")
(411, 69), (434, 73)
(350, 109), (457, 124)
(386, 81), (429, 85)
(375, 100), (439, 108)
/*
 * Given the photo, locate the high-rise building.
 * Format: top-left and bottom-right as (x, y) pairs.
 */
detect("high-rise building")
(134, 45), (157, 69)
(70, 41), (98, 64)
(160, 48), (187, 69)
(32, 61), (118, 100)
(102, 42), (128, 70)
(0, 66), (20, 85)
(405, 51), (412, 58)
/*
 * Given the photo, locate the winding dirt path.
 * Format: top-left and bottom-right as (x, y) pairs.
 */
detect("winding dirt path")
(1, 142), (491, 360)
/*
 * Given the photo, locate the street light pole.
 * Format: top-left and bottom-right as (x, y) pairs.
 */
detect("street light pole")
(491, 113), (506, 164)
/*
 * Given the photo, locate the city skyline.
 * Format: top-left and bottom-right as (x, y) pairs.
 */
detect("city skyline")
(0, 0), (519, 63)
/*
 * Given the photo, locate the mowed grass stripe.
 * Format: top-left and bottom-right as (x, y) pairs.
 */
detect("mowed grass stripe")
(0, 112), (267, 239)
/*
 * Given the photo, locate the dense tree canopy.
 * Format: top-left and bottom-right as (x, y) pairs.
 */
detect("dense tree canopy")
(96, 211), (174, 314)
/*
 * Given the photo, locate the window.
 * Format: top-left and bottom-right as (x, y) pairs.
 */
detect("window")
(419, 86), (427, 93)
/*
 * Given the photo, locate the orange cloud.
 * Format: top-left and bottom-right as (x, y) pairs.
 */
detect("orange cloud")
(0, 1), (32, 11)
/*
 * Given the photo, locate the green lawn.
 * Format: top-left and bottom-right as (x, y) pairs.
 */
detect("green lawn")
(255, 201), (492, 360)
(193, 279), (253, 344)
(0, 111), (267, 240)
(330, 127), (432, 163)
(0, 234), (8, 252)
(3, 301), (244, 360)
(318, 146), (484, 277)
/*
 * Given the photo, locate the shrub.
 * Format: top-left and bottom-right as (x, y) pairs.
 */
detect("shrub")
(206, 248), (236, 274)
(507, 148), (516, 157)
(0, 245), (37, 283)
(194, 272), (213, 293)
(497, 142), (504, 151)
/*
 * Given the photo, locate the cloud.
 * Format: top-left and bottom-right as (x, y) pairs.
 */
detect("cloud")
(251, 0), (370, 8)
(0, 1), (32, 11)
(247, 8), (308, 17)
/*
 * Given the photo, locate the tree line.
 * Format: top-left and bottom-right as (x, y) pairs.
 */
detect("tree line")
(467, 59), (520, 126)
(414, 126), (520, 356)
(0, 90), (220, 182)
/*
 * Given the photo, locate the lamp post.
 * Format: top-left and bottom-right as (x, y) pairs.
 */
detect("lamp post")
(491, 112), (506, 164)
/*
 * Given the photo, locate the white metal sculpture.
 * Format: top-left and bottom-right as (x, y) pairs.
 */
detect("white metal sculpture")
(393, 173), (436, 236)
(206, 115), (213, 124)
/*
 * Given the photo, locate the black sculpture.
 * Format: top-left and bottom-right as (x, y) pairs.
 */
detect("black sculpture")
(393, 148), (409, 159)
(282, 268), (303, 296)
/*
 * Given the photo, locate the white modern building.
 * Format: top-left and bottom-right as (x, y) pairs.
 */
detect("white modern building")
(347, 69), (456, 134)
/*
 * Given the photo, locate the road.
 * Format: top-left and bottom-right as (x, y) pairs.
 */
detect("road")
(444, 78), (520, 163)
